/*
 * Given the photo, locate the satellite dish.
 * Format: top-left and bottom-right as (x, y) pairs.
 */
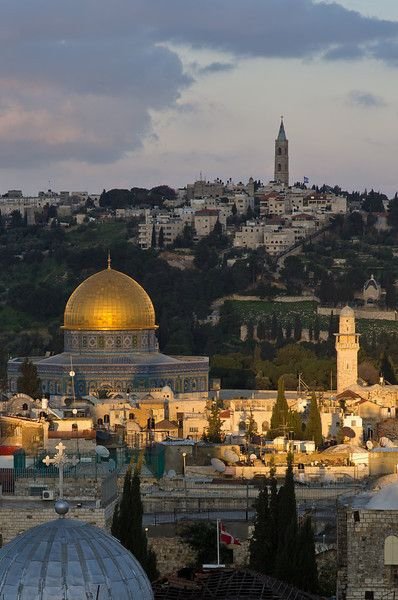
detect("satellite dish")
(379, 437), (394, 448)
(224, 449), (239, 464)
(249, 453), (257, 462)
(167, 469), (177, 478)
(211, 458), (226, 473)
(341, 426), (356, 439)
(95, 445), (110, 458)
(366, 440), (374, 450)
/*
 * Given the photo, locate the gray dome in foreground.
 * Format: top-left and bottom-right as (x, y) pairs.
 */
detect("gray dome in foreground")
(0, 518), (153, 600)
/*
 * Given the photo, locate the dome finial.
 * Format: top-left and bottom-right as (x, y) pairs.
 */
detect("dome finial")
(54, 499), (69, 518)
(107, 250), (111, 270)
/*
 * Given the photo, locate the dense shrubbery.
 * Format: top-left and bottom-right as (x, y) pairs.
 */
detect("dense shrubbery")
(2, 202), (398, 389)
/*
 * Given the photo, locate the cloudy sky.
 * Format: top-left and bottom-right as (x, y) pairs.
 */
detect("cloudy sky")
(1, 0), (398, 195)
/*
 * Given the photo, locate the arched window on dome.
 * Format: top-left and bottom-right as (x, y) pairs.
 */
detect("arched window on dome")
(22, 403), (28, 411)
(104, 414), (110, 424)
(97, 418), (103, 426)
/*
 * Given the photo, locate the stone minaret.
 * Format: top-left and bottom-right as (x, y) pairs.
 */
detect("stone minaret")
(274, 117), (289, 186)
(335, 306), (360, 393)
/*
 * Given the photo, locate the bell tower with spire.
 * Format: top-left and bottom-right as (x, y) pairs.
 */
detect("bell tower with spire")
(274, 117), (289, 186)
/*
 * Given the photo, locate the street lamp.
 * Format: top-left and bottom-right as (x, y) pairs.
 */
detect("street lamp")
(182, 452), (187, 497)
(182, 452), (187, 477)
(69, 369), (76, 404)
(72, 408), (79, 456)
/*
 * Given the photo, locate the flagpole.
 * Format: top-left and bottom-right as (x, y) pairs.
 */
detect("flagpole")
(216, 519), (220, 566)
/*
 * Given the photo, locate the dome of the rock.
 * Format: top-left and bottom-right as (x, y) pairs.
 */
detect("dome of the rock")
(8, 260), (208, 398)
(63, 266), (156, 331)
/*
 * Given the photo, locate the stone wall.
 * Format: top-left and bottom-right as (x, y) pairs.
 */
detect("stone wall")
(149, 537), (196, 575)
(337, 504), (398, 600)
(0, 498), (117, 546)
(148, 536), (249, 576)
(14, 476), (102, 500)
(318, 307), (398, 321)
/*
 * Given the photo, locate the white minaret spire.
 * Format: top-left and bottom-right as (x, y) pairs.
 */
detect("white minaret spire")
(335, 306), (360, 393)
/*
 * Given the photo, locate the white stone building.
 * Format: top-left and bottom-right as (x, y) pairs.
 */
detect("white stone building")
(138, 211), (186, 249)
(194, 208), (224, 239)
(234, 221), (265, 249)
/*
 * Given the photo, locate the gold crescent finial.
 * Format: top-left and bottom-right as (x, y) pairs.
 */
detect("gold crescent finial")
(107, 250), (111, 269)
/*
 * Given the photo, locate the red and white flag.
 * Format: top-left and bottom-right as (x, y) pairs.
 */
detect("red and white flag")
(219, 522), (241, 546)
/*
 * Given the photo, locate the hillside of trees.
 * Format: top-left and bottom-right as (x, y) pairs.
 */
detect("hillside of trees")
(2, 188), (398, 390)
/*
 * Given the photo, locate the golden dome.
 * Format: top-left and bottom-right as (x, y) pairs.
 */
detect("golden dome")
(63, 266), (156, 331)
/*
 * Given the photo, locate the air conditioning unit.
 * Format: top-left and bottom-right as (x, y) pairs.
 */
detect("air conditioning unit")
(42, 490), (54, 501)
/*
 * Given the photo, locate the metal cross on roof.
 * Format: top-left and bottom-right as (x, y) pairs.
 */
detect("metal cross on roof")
(42, 442), (79, 499)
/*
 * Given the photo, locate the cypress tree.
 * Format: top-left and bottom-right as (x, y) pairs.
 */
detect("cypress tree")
(111, 467), (159, 581)
(287, 410), (303, 442)
(151, 224), (156, 248)
(306, 393), (323, 448)
(276, 323), (284, 345)
(275, 520), (297, 584)
(293, 315), (302, 341)
(257, 320), (266, 341)
(249, 482), (272, 573)
(264, 316), (272, 339)
(285, 321), (292, 339)
(274, 453), (297, 582)
(253, 344), (262, 365)
(213, 218), (223, 237)
(110, 501), (120, 540)
(380, 350), (397, 384)
(158, 226), (165, 248)
(268, 457), (279, 574)
(246, 409), (257, 442)
(270, 377), (289, 438)
(295, 517), (319, 593)
(386, 282), (397, 310)
(203, 401), (223, 443)
(271, 313), (278, 339)
(129, 469), (147, 565)
(327, 311), (337, 340)
(314, 316), (320, 342)
(17, 358), (41, 398)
